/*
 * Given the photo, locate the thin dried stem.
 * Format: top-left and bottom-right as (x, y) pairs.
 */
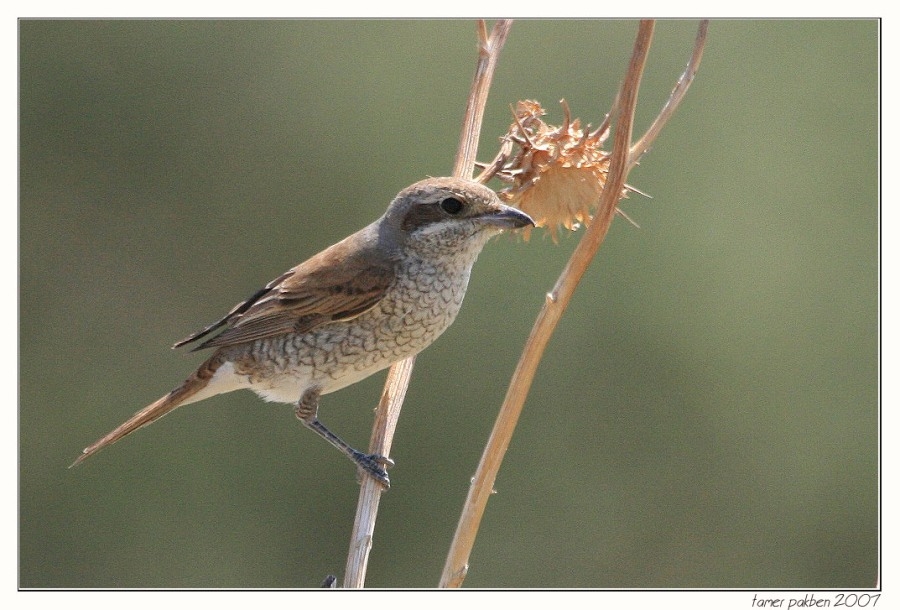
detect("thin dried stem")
(343, 357), (413, 588)
(441, 19), (707, 588)
(455, 20), (513, 178)
(630, 20), (709, 167)
(342, 19), (512, 589)
(474, 137), (513, 184)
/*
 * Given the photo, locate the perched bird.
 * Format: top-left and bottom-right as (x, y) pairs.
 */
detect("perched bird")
(72, 177), (533, 486)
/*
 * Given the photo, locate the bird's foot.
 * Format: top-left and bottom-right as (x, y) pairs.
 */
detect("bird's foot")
(351, 451), (394, 488)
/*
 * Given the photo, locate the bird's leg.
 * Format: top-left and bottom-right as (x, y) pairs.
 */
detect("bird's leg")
(294, 387), (394, 488)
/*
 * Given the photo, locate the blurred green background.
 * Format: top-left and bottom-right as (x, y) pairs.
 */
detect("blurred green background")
(19, 20), (877, 588)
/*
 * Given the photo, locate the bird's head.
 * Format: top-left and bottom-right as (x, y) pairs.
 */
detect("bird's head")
(382, 177), (534, 256)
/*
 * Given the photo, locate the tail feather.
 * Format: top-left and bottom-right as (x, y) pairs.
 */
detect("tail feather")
(71, 354), (226, 467)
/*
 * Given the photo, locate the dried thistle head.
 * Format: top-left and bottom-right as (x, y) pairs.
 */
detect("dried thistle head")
(494, 100), (637, 241)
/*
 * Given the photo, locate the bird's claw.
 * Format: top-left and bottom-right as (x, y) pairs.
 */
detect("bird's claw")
(352, 451), (393, 488)
(353, 451), (394, 488)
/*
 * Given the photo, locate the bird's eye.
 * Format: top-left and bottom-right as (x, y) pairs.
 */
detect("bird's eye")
(440, 197), (464, 215)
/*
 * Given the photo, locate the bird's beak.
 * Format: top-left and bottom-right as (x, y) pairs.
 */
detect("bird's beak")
(478, 204), (535, 230)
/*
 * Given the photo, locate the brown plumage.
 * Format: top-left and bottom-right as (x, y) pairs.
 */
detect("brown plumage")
(173, 230), (396, 351)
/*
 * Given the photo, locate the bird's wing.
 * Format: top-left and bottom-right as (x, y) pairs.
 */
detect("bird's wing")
(173, 235), (395, 351)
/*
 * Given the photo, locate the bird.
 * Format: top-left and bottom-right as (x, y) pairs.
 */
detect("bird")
(71, 176), (534, 486)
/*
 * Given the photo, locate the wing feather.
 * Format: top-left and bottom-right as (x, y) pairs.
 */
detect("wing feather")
(174, 229), (395, 351)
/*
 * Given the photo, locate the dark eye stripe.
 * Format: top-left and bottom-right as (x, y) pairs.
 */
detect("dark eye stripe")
(400, 197), (468, 231)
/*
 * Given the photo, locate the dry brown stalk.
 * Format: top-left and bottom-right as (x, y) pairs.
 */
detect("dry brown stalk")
(342, 19), (513, 589)
(439, 19), (709, 588)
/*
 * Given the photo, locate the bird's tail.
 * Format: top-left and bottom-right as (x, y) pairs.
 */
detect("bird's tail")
(70, 353), (227, 467)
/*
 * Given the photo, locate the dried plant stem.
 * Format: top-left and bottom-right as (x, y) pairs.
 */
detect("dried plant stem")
(630, 20), (709, 167)
(453, 20), (513, 178)
(440, 19), (707, 588)
(342, 19), (512, 589)
(343, 356), (413, 588)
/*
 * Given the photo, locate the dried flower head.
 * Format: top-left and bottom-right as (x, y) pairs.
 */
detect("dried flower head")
(493, 100), (639, 240)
